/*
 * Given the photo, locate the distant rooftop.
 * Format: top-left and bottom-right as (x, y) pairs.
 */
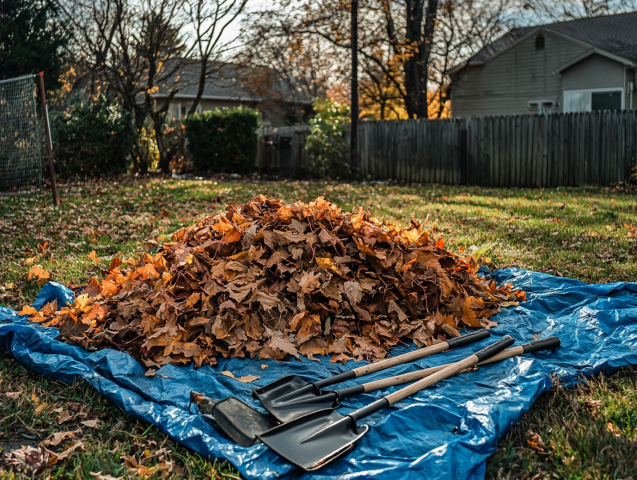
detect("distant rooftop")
(449, 12), (637, 74)
(153, 59), (312, 104)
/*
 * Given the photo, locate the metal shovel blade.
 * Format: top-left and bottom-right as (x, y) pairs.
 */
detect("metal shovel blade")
(254, 378), (342, 423)
(257, 409), (368, 471)
(192, 392), (279, 448)
(251, 374), (312, 405)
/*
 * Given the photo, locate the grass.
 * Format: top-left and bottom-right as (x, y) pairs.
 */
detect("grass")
(0, 175), (636, 478)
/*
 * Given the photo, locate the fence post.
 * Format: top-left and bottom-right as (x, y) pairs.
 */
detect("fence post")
(37, 72), (59, 207)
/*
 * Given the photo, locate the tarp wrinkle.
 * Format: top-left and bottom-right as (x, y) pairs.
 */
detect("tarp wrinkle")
(1, 269), (636, 479)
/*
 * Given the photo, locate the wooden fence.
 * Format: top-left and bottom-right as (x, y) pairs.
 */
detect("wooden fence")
(256, 125), (310, 177)
(360, 110), (637, 187)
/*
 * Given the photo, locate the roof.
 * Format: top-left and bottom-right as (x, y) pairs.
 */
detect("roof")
(153, 59), (312, 104)
(448, 12), (637, 75)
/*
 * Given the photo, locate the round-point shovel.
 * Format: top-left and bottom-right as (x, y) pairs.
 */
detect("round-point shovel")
(252, 329), (491, 418)
(190, 391), (279, 448)
(257, 335), (515, 472)
(258, 336), (561, 423)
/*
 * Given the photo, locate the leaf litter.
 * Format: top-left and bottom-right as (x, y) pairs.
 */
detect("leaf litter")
(22, 195), (525, 367)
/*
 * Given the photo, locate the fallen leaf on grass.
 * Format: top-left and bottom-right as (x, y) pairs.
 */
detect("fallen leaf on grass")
(57, 409), (73, 425)
(581, 399), (602, 413)
(606, 422), (621, 436)
(41, 431), (78, 447)
(526, 428), (546, 451)
(221, 371), (260, 383)
(7, 445), (49, 475)
(46, 440), (84, 463)
(28, 265), (50, 282)
(90, 472), (123, 480)
(124, 455), (172, 477)
(81, 419), (103, 428)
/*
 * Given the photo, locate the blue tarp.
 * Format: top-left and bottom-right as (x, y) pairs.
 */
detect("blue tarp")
(1, 270), (636, 479)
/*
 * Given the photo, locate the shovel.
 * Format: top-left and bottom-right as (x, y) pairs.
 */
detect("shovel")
(190, 391), (279, 447)
(252, 329), (490, 416)
(257, 336), (561, 423)
(191, 329), (489, 446)
(257, 335), (514, 471)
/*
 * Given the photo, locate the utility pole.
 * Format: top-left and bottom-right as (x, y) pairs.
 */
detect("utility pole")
(351, 0), (359, 174)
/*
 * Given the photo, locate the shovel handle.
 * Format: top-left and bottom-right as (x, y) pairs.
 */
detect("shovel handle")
(349, 330), (489, 377)
(314, 329), (490, 389)
(355, 336), (561, 394)
(348, 336), (514, 421)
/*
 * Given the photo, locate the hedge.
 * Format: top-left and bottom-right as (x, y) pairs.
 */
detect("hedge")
(52, 95), (136, 177)
(184, 106), (260, 174)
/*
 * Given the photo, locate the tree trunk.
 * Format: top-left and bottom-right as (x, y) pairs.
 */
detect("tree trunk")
(403, 0), (438, 119)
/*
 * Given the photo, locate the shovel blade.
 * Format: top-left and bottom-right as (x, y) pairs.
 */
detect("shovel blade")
(252, 374), (309, 403)
(209, 397), (280, 448)
(258, 409), (368, 471)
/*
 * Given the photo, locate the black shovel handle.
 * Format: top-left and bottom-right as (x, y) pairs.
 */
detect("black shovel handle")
(313, 329), (490, 390)
(348, 336), (515, 422)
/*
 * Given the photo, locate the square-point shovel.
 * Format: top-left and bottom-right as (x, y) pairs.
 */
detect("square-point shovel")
(253, 329), (490, 421)
(257, 335), (514, 471)
(190, 392), (279, 447)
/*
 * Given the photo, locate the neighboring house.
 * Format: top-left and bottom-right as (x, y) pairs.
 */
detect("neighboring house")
(152, 59), (312, 126)
(448, 13), (637, 117)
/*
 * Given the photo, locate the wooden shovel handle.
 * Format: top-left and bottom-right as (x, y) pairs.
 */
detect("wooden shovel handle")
(384, 336), (514, 406)
(350, 329), (490, 377)
(361, 337), (560, 394)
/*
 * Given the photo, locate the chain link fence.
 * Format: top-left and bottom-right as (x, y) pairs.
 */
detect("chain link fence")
(0, 74), (43, 194)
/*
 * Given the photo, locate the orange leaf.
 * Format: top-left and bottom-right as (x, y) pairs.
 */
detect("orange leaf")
(18, 305), (39, 316)
(28, 266), (50, 282)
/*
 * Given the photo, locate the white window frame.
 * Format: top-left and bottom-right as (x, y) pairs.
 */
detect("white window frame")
(563, 87), (624, 113)
(170, 102), (181, 119)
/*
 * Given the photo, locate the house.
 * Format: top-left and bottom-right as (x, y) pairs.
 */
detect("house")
(152, 60), (312, 126)
(447, 13), (637, 117)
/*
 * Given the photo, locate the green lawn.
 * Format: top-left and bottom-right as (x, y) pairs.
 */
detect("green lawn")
(1, 177), (636, 479)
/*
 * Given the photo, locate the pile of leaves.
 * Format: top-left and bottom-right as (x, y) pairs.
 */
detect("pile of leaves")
(23, 195), (525, 367)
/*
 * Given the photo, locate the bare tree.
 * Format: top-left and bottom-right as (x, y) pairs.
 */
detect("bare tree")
(522, 0), (637, 22)
(238, 10), (346, 124)
(242, 0), (514, 120)
(430, 0), (514, 118)
(56, 0), (248, 173)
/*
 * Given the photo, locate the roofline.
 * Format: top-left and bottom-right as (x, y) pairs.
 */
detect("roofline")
(555, 47), (637, 73)
(152, 93), (314, 104)
(448, 25), (637, 77)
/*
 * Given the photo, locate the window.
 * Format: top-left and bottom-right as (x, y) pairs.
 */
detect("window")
(534, 34), (545, 50)
(563, 89), (623, 113)
(592, 91), (622, 111)
(170, 103), (180, 119)
(564, 92), (591, 113)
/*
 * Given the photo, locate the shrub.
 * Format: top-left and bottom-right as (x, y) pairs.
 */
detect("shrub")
(184, 106), (260, 174)
(305, 98), (351, 179)
(52, 95), (136, 177)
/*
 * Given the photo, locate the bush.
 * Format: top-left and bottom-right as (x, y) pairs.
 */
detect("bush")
(184, 106), (260, 174)
(52, 95), (136, 177)
(305, 98), (351, 179)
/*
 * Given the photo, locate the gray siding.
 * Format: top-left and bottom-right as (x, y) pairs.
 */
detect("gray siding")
(451, 31), (587, 117)
(561, 54), (625, 90)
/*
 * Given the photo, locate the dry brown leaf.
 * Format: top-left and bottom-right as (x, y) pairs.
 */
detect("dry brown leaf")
(221, 371), (260, 383)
